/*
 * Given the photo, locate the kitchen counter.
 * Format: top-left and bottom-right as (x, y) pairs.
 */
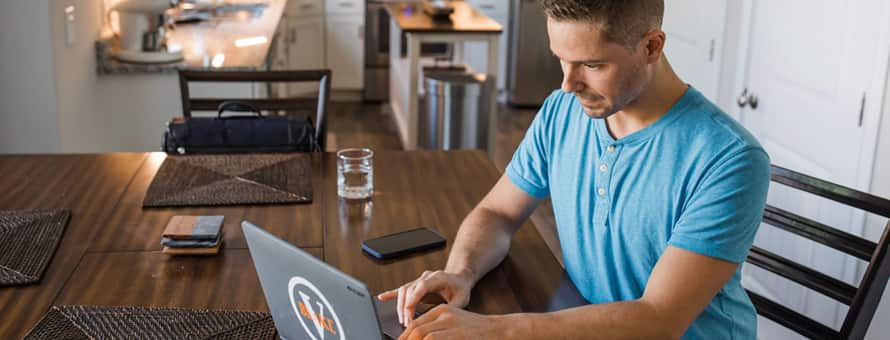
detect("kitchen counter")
(96, 0), (286, 75)
(384, 1), (502, 34)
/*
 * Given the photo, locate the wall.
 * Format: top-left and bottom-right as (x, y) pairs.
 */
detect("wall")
(0, 1), (61, 153)
(93, 74), (183, 152)
(0, 0), (105, 154)
(51, 0), (104, 153)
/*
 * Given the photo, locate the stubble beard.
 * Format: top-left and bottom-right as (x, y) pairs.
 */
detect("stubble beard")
(579, 63), (649, 120)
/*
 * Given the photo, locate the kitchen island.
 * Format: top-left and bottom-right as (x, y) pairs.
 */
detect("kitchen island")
(385, 2), (502, 154)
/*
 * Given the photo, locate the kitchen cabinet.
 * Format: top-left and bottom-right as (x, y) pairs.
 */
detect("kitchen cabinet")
(268, 15), (290, 97)
(287, 0), (324, 16)
(286, 16), (326, 95)
(463, 0), (510, 93)
(270, 0), (326, 97)
(285, 17), (325, 72)
(325, 1), (365, 90)
(270, 0), (366, 92)
(324, 0), (363, 15)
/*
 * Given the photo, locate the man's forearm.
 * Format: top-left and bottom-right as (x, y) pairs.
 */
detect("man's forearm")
(444, 206), (521, 285)
(502, 300), (680, 340)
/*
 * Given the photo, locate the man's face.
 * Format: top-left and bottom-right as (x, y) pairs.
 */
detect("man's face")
(547, 19), (651, 119)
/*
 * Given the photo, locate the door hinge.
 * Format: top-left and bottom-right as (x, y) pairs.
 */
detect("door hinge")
(858, 92), (866, 127)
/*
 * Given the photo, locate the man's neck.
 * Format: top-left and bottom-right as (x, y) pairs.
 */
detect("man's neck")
(605, 58), (688, 140)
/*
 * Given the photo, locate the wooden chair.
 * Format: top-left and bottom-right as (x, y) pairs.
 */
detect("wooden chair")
(745, 165), (890, 340)
(177, 70), (332, 150)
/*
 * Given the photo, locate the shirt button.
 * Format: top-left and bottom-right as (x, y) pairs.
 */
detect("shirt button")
(599, 164), (608, 172)
(597, 188), (606, 196)
(607, 145), (616, 152)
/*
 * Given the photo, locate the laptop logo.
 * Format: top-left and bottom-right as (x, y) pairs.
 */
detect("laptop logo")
(288, 276), (345, 340)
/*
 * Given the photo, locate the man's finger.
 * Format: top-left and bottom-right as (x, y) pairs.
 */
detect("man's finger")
(404, 278), (444, 325)
(445, 293), (467, 308)
(408, 303), (448, 331)
(399, 311), (449, 340)
(403, 282), (419, 325)
(397, 285), (407, 325)
(377, 289), (397, 301)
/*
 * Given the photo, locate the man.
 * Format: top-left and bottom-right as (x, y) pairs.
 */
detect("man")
(378, 0), (770, 339)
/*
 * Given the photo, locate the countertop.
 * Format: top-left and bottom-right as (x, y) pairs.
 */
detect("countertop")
(97, 0), (286, 75)
(384, 1), (502, 34)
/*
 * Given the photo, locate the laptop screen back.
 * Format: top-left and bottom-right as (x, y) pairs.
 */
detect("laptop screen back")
(243, 221), (383, 340)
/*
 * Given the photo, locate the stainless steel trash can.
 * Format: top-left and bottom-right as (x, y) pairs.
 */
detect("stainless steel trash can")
(419, 70), (492, 151)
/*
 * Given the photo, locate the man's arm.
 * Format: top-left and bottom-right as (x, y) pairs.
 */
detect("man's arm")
(500, 246), (739, 339)
(380, 174), (543, 325)
(401, 246), (738, 340)
(444, 174), (543, 285)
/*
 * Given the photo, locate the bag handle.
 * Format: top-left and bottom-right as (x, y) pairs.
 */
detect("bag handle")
(217, 101), (264, 119)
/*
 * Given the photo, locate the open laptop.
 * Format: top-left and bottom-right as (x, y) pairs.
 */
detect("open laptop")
(243, 220), (419, 340)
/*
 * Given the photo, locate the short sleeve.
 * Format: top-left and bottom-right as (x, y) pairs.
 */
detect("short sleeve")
(668, 148), (771, 263)
(505, 92), (560, 199)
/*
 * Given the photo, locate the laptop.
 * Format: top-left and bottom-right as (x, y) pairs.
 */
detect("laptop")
(243, 220), (420, 340)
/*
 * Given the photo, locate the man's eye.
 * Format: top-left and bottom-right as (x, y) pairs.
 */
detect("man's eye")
(584, 64), (601, 69)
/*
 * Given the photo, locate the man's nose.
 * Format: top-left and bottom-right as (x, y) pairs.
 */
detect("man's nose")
(560, 64), (583, 93)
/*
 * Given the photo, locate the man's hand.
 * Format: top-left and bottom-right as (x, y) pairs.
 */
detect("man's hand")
(398, 305), (510, 340)
(379, 175), (542, 329)
(377, 270), (474, 326)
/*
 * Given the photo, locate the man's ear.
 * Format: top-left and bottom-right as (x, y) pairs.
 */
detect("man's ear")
(642, 30), (666, 64)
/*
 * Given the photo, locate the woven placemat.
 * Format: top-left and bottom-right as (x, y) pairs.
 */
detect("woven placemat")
(0, 209), (71, 286)
(143, 154), (313, 207)
(25, 306), (277, 339)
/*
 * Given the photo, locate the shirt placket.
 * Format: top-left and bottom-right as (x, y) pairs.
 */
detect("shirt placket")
(594, 143), (619, 227)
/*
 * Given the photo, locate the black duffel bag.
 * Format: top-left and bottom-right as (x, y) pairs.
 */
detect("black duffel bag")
(163, 101), (318, 154)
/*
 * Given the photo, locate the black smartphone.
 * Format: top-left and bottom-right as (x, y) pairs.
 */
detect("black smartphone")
(361, 228), (447, 260)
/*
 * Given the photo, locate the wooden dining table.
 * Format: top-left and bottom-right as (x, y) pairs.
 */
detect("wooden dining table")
(0, 150), (586, 339)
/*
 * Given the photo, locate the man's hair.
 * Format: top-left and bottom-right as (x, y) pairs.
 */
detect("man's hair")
(540, 0), (664, 49)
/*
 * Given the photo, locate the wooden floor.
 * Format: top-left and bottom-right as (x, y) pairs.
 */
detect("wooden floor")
(324, 101), (564, 266)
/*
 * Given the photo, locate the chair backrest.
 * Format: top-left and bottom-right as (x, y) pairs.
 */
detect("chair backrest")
(745, 165), (890, 340)
(178, 70), (332, 149)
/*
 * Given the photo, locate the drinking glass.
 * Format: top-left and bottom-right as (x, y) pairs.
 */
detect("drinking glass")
(337, 148), (374, 199)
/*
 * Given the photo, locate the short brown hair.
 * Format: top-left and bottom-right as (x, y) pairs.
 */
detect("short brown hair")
(540, 0), (664, 48)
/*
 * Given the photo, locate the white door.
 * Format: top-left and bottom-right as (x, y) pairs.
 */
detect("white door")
(325, 15), (365, 90)
(662, 0), (727, 101)
(736, 0), (887, 338)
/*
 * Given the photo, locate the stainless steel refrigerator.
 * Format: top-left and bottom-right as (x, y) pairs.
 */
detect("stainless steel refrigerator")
(507, 0), (563, 107)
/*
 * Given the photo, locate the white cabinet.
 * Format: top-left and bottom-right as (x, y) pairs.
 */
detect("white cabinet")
(324, 0), (363, 15)
(269, 0), (365, 91)
(270, 0), (326, 97)
(287, 0), (324, 16)
(324, 2), (364, 90)
(463, 0), (510, 92)
(278, 0), (326, 72)
(285, 17), (325, 70)
(286, 16), (326, 95)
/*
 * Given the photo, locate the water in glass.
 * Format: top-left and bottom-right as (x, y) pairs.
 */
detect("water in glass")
(337, 148), (374, 199)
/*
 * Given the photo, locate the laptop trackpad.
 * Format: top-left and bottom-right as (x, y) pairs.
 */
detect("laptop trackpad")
(375, 298), (405, 339)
